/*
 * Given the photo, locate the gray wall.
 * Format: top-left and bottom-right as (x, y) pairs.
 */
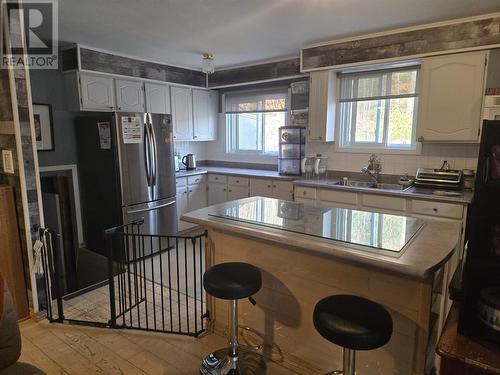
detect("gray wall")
(30, 69), (78, 166)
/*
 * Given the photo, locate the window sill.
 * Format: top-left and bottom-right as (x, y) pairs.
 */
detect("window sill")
(334, 143), (422, 155)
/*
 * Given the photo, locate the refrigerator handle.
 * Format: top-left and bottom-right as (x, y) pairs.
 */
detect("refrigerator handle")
(149, 116), (158, 187)
(143, 121), (152, 186)
(126, 200), (175, 214)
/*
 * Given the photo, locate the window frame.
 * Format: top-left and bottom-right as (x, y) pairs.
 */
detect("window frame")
(336, 66), (421, 154)
(224, 89), (289, 156)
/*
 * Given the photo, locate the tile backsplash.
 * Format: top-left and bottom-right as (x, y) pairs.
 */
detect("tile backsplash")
(307, 142), (479, 176)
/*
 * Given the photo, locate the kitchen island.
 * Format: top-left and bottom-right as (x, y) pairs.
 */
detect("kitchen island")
(181, 197), (461, 375)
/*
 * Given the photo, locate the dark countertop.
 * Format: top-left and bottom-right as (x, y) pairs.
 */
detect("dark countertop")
(294, 179), (474, 204)
(175, 167), (296, 180)
(175, 167), (473, 204)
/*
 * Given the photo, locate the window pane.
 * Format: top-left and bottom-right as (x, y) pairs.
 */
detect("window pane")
(237, 113), (262, 151)
(356, 75), (386, 98)
(264, 98), (286, 111)
(264, 111), (285, 153)
(238, 102), (257, 111)
(387, 97), (415, 146)
(354, 100), (385, 143)
(390, 70), (417, 95)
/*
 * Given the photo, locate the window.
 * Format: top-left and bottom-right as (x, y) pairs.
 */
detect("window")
(338, 67), (419, 151)
(225, 90), (288, 155)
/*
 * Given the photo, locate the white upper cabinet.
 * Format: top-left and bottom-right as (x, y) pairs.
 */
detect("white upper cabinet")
(145, 82), (171, 114)
(417, 51), (487, 142)
(79, 73), (115, 111)
(308, 70), (335, 142)
(171, 86), (194, 141)
(115, 79), (145, 112)
(193, 89), (217, 141)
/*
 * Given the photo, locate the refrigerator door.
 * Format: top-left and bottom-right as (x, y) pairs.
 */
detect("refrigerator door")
(116, 112), (153, 206)
(149, 113), (176, 201)
(123, 197), (178, 236)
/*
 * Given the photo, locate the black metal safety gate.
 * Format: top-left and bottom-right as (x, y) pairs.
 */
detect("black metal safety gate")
(39, 219), (208, 337)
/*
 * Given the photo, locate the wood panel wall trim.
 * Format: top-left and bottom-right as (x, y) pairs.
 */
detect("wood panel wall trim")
(0, 121), (15, 134)
(62, 46), (206, 87)
(301, 12), (500, 72)
(208, 58), (306, 88)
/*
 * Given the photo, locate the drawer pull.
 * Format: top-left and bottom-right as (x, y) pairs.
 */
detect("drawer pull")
(267, 185), (271, 188)
(223, 188), (227, 191)
(189, 190), (193, 193)
(195, 178), (199, 182)
(303, 191), (307, 195)
(229, 189), (232, 192)
(433, 208), (438, 212)
(236, 180), (240, 183)
(215, 177), (218, 180)
(273, 185), (276, 188)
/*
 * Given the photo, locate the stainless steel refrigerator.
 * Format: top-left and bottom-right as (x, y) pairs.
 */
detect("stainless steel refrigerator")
(76, 112), (177, 257)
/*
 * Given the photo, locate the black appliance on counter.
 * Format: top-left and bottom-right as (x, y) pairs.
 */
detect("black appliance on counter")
(459, 120), (500, 343)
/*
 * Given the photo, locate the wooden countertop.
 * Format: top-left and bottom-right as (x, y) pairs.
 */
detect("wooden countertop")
(437, 304), (500, 374)
(181, 197), (461, 279)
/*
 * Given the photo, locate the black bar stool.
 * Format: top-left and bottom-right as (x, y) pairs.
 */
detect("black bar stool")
(313, 295), (393, 375)
(200, 262), (264, 375)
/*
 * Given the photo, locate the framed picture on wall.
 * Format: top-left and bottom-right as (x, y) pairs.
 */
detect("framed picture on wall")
(33, 103), (54, 151)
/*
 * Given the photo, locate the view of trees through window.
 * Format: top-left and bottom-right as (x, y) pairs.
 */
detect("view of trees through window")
(340, 68), (419, 150)
(226, 94), (287, 154)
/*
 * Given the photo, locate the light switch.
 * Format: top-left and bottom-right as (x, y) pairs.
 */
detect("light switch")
(2, 150), (15, 174)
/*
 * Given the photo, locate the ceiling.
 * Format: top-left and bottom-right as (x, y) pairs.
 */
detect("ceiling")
(59, 0), (500, 70)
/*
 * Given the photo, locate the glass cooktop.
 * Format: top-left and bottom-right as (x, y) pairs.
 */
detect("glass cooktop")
(208, 197), (425, 255)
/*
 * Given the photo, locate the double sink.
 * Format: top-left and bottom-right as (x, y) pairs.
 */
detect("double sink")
(332, 180), (408, 191)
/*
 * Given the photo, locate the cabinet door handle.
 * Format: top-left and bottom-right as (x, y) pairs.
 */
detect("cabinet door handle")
(433, 208), (438, 212)
(303, 191), (307, 195)
(267, 185), (271, 188)
(228, 189), (232, 192)
(223, 188), (226, 191)
(273, 185), (276, 188)
(236, 180), (239, 183)
(189, 190), (193, 193)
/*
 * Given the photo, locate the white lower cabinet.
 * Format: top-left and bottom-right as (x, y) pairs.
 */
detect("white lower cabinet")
(208, 183), (227, 205)
(176, 176), (207, 232)
(187, 183), (207, 211)
(249, 179), (294, 201)
(271, 181), (294, 201)
(227, 185), (249, 200)
(249, 179), (273, 197)
(176, 187), (190, 232)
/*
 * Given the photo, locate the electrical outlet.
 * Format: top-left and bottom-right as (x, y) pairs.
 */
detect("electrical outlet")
(2, 150), (15, 174)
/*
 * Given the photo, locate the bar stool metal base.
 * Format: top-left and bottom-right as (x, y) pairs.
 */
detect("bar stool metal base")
(200, 347), (266, 375)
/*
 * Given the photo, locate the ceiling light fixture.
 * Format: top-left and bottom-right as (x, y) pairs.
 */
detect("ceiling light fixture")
(201, 53), (215, 74)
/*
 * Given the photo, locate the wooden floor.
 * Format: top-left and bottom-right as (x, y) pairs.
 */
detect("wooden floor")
(17, 319), (302, 375)
(59, 274), (205, 335)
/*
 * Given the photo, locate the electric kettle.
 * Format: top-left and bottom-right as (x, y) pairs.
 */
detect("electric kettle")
(182, 154), (197, 170)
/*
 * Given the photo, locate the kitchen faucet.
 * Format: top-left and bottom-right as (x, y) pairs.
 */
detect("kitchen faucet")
(362, 154), (382, 184)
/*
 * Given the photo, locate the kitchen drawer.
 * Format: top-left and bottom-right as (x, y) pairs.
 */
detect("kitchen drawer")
(176, 177), (187, 188)
(319, 189), (357, 206)
(361, 194), (406, 212)
(294, 186), (317, 200)
(208, 173), (227, 184)
(411, 200), (464, 219)
(228, 176), (249, 186)
(188, 174), (207, 185)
